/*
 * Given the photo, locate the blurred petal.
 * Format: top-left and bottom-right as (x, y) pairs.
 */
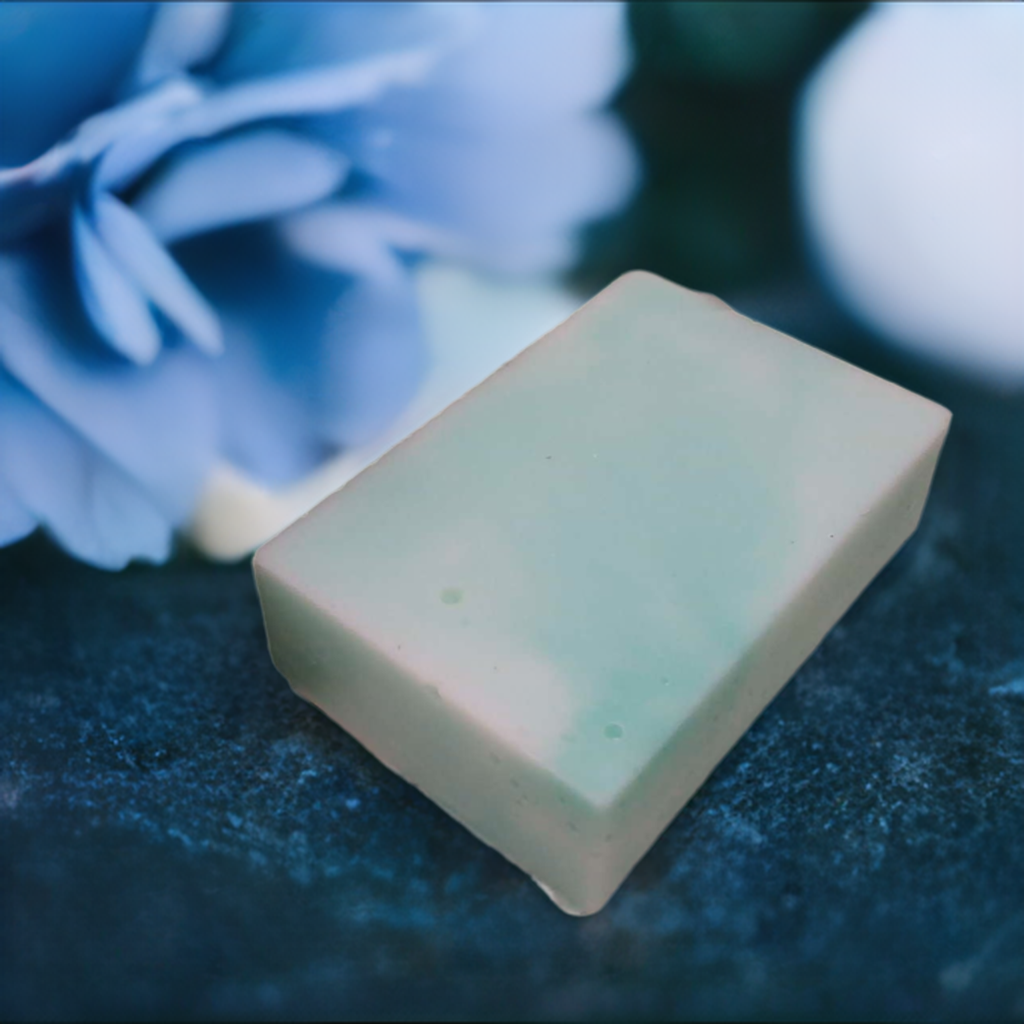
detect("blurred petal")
(0, 78), (202, 243)
(73, 204), (162, 364)
(281, 202), (455, 283)
(197, 48), (446, 130)
(0, 2), (154, 165)
(336, 110), (638, 274)
(97, 53), (431, 197)
(319, 274), (427, 448)
(0, 174), (73, 247)
(419, 1), (631, 123)
(93, 193), (223, 354)
(133, 2), (232, 87)
(133, 130), (350, 243)
(0, 372), (172, 569)
(0, 446), (36, 546)
(211, 2), (472, 84)
(98, 5), (474, 196)
(304, 5), (639, 278)
(47, 76), (202, 171)
(0, 248), (217, 523)
(213, 314), (334, 488)
(177, 227), (425, 481)
(173, 227), (344, 485)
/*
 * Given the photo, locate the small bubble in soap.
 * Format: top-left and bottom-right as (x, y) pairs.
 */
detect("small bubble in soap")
(441, 587), (463, 605)
(604, 723), (624, 740)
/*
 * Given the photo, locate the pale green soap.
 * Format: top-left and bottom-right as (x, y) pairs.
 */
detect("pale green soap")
(254, 271), (951, 915)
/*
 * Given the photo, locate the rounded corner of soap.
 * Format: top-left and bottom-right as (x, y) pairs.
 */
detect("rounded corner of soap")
(536, 881), (614, 918)
(252, 529), (291, 578)
(915, 396), (953, 451)
(608, 268), (670, 296)
(608, 269), (737, 319)
(616, 268), (659, 285)
(250, 538), (297, 605)
(250, 542), (275, 584)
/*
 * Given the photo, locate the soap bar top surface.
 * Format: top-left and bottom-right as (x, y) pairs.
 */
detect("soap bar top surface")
(258, 271), (949, 808)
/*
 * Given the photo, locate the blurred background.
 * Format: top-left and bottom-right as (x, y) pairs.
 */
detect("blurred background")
(580, 2), (864, 295)
(1, 3), (1022, 1020)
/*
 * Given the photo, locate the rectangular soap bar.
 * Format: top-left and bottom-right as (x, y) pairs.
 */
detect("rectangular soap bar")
(254, 271), (950, 915)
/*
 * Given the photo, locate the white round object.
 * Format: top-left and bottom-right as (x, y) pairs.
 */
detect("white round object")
(799, 3), (1024, 382)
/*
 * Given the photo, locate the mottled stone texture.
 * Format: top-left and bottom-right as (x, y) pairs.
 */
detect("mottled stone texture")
(1, 284), (1022, 1021)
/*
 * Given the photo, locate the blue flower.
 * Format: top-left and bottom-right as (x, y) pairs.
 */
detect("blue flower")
(0, 2), (637, 568)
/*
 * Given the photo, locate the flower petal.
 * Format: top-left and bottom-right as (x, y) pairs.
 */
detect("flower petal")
(176, 226), (426, 482)
(420, 1), (632, 123)
(0, 1), (154, 166)
(97, 6), (473, 196)
(92, 192), (223, 354)
(0, 371), (172, 569)
(302, 2), (639, 277)
(211, 313), (334, 488)
(0, 445), (36, 547)
(280, 202), (454, 284)
(172, 226), (348, 486)
(132, 2), (232, 87)
(319, 274), (427, 448)
(72, 204), (162, 364)
(325, 110), (639, 274)
(0, 77), (202, 243)
(195, 49), (447, 133)
(95, 51), (429, 198)
(0, 247), (217, 524)
(211, 2), (472, 85)
(132, 130), (350, 243)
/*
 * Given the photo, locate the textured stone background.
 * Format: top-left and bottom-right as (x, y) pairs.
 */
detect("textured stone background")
(1, 277), (1022, 1021)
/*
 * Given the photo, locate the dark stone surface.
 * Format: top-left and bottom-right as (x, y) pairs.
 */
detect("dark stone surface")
(2, 283), (1023, 1021)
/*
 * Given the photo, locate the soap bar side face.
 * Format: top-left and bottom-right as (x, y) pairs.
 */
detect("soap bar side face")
(598, 417), (950, 897)
(255, 270), (951, 915)
(255, 568), (621, 914)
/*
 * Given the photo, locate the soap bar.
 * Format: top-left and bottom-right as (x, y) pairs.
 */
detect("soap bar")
(254, 271), (950, 915)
